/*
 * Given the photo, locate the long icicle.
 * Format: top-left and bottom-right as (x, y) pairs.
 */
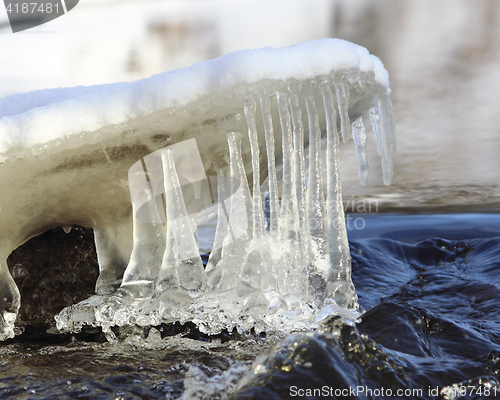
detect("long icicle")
(288, 93), (312, 271)
(320, 79), (358, 310)
(378, 93), (396, 185)
(369, 104), (394, 185)
(276, 92), (304, 298)
(208, 132), (253, 292)
(288, 94), (307, 232)
(244, 97), (265, 239)
(227, 131), (253, 239)
(352, 117), (369, 185)
(276, 93), (294, 218)
(160, 148), (206, 293)
(260, 95), (279, 233)
(119, 160), (166, 299)
(304, 96), (326, 251)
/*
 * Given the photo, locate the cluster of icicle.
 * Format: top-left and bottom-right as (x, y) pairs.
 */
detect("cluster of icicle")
(56, 73), (395, 338)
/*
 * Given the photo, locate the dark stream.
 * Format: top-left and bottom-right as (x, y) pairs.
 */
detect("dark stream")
(2, 213), (500, 399)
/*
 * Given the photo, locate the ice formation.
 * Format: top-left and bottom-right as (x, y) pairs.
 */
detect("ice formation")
(0, 38), (395, 340)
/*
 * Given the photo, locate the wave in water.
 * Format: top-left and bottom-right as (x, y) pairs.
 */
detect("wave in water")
(2, 224), (500, 399)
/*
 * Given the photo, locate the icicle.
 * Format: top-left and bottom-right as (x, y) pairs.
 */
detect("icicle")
(369, 107), (383, 156)
(158, 148), (206, 294)
(205, 170), (246, 290)
(93, 227), (130, 296)
(227, 132), (253, 236)
(379, 93), (396, 161)
(288, 93), (312, 271)
(276, 92), (304, 298)
(369, 104), (394, 185)
(244, 97), (265, 239)
(259, 95), (279, 233)
(156, 221), (181, 293)
(207, 132), (252, 292)
(320, 80), (358, 310)
(382, 156), (394, 186)
(376, 93), (396, 185)
(161, 149), (198, 262)
(288, 94), (308, 235)
(276, 93), (294, 217)
(352, 117), (369, 185)
(334, 78), (351, 143)
(304, 96), (326, 250)
(205, 171), (229, 276)
(119, 161), (166, 299)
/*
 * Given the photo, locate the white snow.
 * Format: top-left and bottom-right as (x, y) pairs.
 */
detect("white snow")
(0, 38), (389, 154)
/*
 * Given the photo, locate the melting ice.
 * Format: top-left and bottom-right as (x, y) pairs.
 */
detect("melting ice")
(0, 38), (395, 340)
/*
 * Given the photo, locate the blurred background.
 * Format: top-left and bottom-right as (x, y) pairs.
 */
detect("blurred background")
(1, 0), (499, 211)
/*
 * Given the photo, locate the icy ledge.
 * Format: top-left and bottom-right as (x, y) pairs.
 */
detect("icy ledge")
(0, 38), (395, 340)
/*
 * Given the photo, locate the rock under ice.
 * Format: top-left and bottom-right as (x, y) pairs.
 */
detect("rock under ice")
(0, 38), (395, 340)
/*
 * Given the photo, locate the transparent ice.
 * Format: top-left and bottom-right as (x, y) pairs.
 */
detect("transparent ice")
(0, 39), (395, 340)
(56, 80), (395, 337)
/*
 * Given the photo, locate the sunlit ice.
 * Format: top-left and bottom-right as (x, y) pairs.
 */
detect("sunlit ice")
(0, 38), (395, 341)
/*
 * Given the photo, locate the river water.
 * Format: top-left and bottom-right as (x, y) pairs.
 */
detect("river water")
(2, 213), (500, 399)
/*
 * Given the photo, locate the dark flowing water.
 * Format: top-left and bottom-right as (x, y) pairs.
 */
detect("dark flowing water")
(2, 213), (500, 399)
